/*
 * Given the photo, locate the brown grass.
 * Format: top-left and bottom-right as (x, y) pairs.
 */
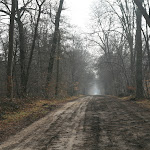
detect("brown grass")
(118, 96), (132, 101)
(136, 99), (150, 109)
(0, 95), (83, 142)
(118, 96), (150, 109)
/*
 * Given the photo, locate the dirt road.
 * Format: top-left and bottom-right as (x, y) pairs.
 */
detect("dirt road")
(1, 96), (150, 150)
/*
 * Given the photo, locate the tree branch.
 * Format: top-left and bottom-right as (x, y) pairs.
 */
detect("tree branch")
(133, 0), (150, 27)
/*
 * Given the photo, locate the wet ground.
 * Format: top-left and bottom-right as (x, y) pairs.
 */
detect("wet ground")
(1, 96), (150, 150)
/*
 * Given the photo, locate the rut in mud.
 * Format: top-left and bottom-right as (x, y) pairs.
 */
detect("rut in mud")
(1, 96), (150, 150)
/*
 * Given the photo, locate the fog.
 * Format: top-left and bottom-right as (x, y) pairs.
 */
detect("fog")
(88, 81), (101, 95)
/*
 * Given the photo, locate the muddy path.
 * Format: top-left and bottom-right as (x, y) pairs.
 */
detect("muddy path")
(1, 96), (150, 150)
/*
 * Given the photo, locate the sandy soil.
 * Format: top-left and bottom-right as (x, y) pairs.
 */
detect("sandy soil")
(1, 96), (150, 150)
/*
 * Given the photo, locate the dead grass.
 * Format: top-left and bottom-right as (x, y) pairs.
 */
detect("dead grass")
(118, 96), (150, 109)
(136, 99), (150, 109)
(0, 95), (83, 142)
(118, 96), (133, 101)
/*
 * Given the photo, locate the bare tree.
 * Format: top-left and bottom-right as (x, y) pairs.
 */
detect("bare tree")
(135, 0), (144, 98)
(25, 0), (46, 96)
(55, 30), (61, 98)
(46, 0), (64, 98)
(7, 0), (16, 99)
(133, 0), (150, 27)
(106, 0), (136, 86)
(16, 0), (26, 97)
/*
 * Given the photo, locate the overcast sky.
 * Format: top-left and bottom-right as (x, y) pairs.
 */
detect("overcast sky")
(63, 0), (95, 32)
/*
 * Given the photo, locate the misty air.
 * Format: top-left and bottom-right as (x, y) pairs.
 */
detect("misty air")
(0, 0), (150, 149)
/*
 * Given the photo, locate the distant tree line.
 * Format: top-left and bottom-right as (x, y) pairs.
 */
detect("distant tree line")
(90, 0), (150, 98)
(0, 0), (95, 99)
(1, 0), (148, 100)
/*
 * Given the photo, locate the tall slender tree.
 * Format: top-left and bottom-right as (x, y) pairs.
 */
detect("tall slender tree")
(55, 30), (61, 98)
(16, 0), (26, 97)
(135, 0), (144, 98)
(7, 0), (16, 99)
(25, 0), (46, 97)
(46, 0), (64, 98)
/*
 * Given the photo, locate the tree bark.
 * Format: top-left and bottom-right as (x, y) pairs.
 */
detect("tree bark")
(16, 2), (26, 97)
(7, 0), (16, 99)
(25, 0), (46, 92)
(46, 0), (64, 98)
(135, 0), (144, 98)
(133, 0), (150, 27)
(55, 31), (61, 98)
(16, 0), (45, 97)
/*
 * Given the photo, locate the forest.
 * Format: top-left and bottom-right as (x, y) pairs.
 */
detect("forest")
(0, 0), (150, 100)
(1, 0), (150, 148)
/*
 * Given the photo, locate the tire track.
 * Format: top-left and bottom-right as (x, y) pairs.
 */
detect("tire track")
(1, 96), (150, 150)
(0, 97), (91, 150)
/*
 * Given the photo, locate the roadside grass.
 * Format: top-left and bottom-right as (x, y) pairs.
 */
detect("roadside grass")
(118, 95), (133, 101)
(136, 99), (150, 109)
(118, 95), (150, 109)
(0, 95), (83, 142)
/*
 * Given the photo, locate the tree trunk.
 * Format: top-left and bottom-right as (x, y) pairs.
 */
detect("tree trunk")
(129, 36), (135, 86)
(7, 0), (16, 99)
(17, 20), (26, 97)
(133, 0), (150, 27)
(46, 0), (64, 98)
(135, 0), (144, 98)
(55, 31), (61, 98)
(16, 0), (26, 98)
(146, 24), (150, 71)
(25, 1), (45, 92)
